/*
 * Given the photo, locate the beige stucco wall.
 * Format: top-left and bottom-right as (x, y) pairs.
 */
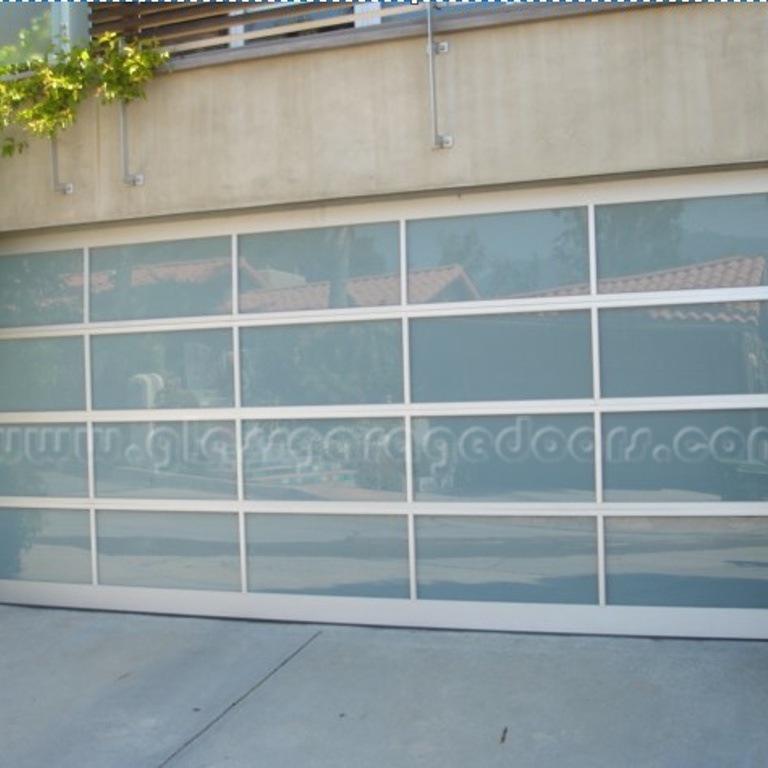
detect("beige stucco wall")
(1, 5), (767, 234)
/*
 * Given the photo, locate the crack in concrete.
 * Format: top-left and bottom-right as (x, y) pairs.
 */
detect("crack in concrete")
(157, 630), (323, 768)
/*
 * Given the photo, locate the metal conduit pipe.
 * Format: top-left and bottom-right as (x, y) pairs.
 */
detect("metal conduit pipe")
(426, 2), (452, 150)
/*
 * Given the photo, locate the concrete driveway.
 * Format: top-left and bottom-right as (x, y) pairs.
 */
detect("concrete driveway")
(1, 604), (766, 768)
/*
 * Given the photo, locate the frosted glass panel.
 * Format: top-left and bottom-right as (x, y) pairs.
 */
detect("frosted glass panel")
(410, 312), (592, 402)
(90, 237), (232, 321)
(606, 517), (768, 608)
(0, 337), (84, 411)
(602, 410), (768, 501)
(93, 421), (236, 499)
(97, 510), (239, 591)
(0, 250), (83, 327)
(407, 208), (589, 303)
(239, 223), (399, 312)
(92, 329), (234, 409)
(600, 301), (768, 397)
(240, 321), (403, 406)
(247, 514), (409, 597)
(243, 419), (405, 501)
(412, 415), (595, 502)
(0, 423), (87, 497)
(0, 509), (90, 583)
(596, 193), (768, 294)
(416, 517), (598, 604)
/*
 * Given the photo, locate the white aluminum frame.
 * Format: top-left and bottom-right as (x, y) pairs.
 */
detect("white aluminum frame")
(1, 168), (768, 638)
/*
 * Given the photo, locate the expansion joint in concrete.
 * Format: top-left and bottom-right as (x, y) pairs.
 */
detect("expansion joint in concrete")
(156, 630), (323, 768)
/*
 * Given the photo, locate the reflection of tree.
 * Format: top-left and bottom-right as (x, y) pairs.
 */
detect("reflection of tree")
(243, 419), (404, 497)
(278, 225), (393, 281)
(0, 460), (45, 496)
(243, 322), (401, 406)
(0, 466), (41, 579)
(291, 324), (397, 404)
(437, 225), (541, 298)
(328, 227), (351, 309)
(551, 208), (590, 287)
(0, 513), (35, 579)
(0, 252), (82, 327)
(93, 334), (167, 409)
(241, 223), (397, 310)
(356, 450), (403, 492)
(0, 338), (83, 410)
(746, 305), (768, 393)
(92, 251), (232, 321)
(438, 228), (489, 289)
(92, 329), (234, 409)
(596, 200), (684, 277)
(434, 209), (589, 298)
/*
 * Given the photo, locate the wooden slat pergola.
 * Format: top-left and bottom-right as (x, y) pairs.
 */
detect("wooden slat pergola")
(89, 3), (362, 55)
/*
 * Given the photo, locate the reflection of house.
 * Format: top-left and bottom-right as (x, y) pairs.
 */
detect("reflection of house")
(597, 256), (768, 397)
(70, 260), (481, 314)
(88, 258), (231, 295)
(238, 264), (480, 312)
(647, 302), (763, 327)
(535, 255), (767, 298)
(601, 254), (766, 294)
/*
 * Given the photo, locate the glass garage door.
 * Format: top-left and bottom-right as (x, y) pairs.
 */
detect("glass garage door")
(1, 184), (767, 638)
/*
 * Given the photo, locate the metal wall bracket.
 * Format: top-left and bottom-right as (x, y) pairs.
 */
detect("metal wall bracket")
(50, 137), (74, 195)
(426, 3), (453, 150)
(120, 100), (144, 187)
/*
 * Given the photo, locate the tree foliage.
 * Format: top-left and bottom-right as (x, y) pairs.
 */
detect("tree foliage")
(0, 32), (168, 157)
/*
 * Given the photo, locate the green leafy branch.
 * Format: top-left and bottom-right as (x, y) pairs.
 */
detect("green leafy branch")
(0, 32), (168, 158)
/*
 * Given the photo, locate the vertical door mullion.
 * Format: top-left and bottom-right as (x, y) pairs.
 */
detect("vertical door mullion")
(231, 233), (250, 593)
(400, 219), (418, 599)
(82, 246), (100, 585)
(588, 203), (607, 607)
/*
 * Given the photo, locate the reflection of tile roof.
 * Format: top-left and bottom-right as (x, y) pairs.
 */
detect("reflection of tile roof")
(534, 255), (766, 298)
(87, 258), (231, 293)
(238, 282), (331, 312)
(649, 303), (761, 326)
(238, 264), (480, 312)
(62, 254), (764, 319)
(78, 258), (478, 312)
(609, 256), (766, 327)
(598, 255), (765, 294)
(408, 265), (482, 303)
